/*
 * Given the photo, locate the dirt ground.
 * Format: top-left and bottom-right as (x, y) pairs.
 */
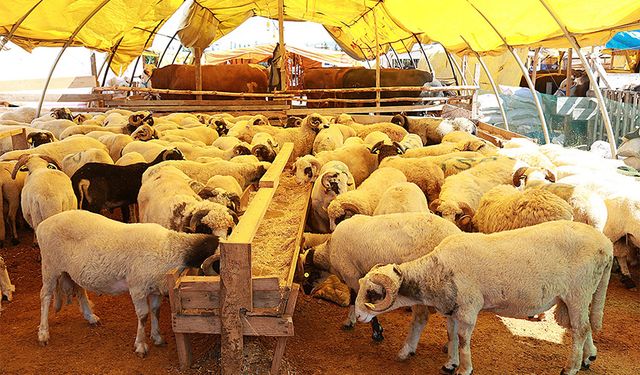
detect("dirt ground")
(1, 229), (639, 375)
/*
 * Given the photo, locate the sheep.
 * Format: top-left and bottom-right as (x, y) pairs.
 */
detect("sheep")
(363, 131), (392, 147)
(301, 212), (460, 343)
(61, 148), (114, 177)
(11, 154), (77, 244)
(202, 175), (243, 198)
(313, 125), (344, 154)
(470, 184), (573, 233)
(373, 182), (428, 215)
(0, 107), (36, 123)
(336, 114), (408, 142)
(498, 143), (556, 171)
(251, 132), (279, 162)
(390, 114), (476, 145)
(144, 159), (267, 190)
(402, 139), (493, 158)
(138, 166), (237, 238)
(293, 143), (378, 185)
(160, 141), (251, 161)
(513, 167), (608, 232)
(30, 119), (76, 139)
(378, 156), (444, 203)
(229, 113), (325, 158)
(327, 167), (406, 230)
(539, 143), (624, 169)
(429, 157), (526, 227)
(309, 162), (354, 233)
(160, 126), (218, 145)
(59, 125), (122, 139)
(130, 124), (159, 141)
(0, 161), (26, 246)
(98, 133), (134, 161)
(71, 148), (184, 223)
(355, 221), (613, 375)
(0, 135), (108, 163)
(35, 210), (220, 357)
(116, 152), (147, 166)
(0, 255), (15, 313)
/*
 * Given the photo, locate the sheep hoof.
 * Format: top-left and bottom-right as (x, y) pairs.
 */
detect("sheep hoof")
(620, 275), (637, 289)
(88, 315), (101, 326)
(38, 331), (49, 346)
(11, 238), (19, 246)
(440, 365), (456, 374)
(341, 322), (355, 331)
(371, 330), (384, 342)
(396, 349), (415, 361)
(581, 362), (590, 370)
(38, 340), (48, 347)
(560, 369), (566, 375)
(153, 337), (167, 347)
(135, 343), (149, 358)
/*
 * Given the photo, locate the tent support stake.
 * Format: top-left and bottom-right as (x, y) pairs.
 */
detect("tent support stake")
(36, 0), (112, 117)
(538, 0), (617, 155)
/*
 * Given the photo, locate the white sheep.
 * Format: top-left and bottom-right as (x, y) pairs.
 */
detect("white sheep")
(30, 119), (76, 139)
(35, 210), (221, 357)
(373, 182), (428, 215)
(363, 131), (391, 147)
(250, 132), (279, 162)
(335, 114), (408, 142)
(0, 107), (37, 123)
(203, 175), (243, 198)
(309, 161), (355, 233)
(301, 212), (460, 343)
(160, 126), (218, 145)
(145, 159), (267, 189)
(390, 114), (476, 145)
(138, 166), (237, 238)
(355, 221), (613, 375)
(378, 156), (444, 203)
(327, 167), (406, 230)
(0, 162), (25, 246)
(0, 135), (108, 163)
(471, 184), (573, 233)
(61, 148), (114, 177)
(313, 125), (344, 154)
(0, 255), (15, 314)
(98, 133), (134, 161)
(115, 152), (147, 166)
(121, 141), (171, 162)
(294, 143), (378, 185)
(11, 154), (77, 245)
(59, 125), (122, 139)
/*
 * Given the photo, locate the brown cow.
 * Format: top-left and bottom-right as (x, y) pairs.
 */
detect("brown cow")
(340, 68), (433, 107)
(302, 67), (362, 108)
(150, 64), (269, 100)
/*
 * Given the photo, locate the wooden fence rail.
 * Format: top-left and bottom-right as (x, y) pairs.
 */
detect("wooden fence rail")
(590, 89), (640, 144)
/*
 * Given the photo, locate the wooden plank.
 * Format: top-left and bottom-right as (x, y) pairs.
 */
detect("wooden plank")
(239, 184), (256, 212)
(11, 128), (28, 150)
(165, 269), (192, 369)
(477, 121), (527, 141)
(301, 96), (470, 104)
(177, 275), (280, 310)
(259, 143), (294, 189)
(287, 104), (445, 116)
(270, 285), (300, 375)
(103, 99), (287, 106)
(0, 93), (110, 102)
(227, 188), (275, 244)
(285, 189), (311, 288)
(284, 85), (479, 94)
(0, 128), (27, 140)
(95, 86), (292, 99)
(103, 105), (291, 112)
(173, 314), (294, 336)
(0, 76), (97, 91)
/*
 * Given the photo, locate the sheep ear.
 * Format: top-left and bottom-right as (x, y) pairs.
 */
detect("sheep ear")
(459, 202), (475, 218)
(40, 155), (61, 171)
(392, 141), (405, 154)
(189, 180), (205, 194)
(369, 140), (384, 154)
(545, 169), (556, 183)
(512, 167), (529, 187)
(429, 199), (442, 213)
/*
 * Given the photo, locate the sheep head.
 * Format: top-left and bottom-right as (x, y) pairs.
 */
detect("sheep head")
(303, 113), (328, 133)
(285, 116), (302, 128)
(294, 155), (322, 184)
(512, 167), (556, 188)
(250, 114), (269, 126)
(11, 154), (61, 179)
(131, 124), (158, 141)
(430, 199), (474, 230)
(184, 203), (238, 239)
(328, 199), (362, 230)
(198, 187), (242, 214)
(26, 131), (55, 148)
(127, 112), (154, 132)
(390, 113), (408, 129)
(50, 107), (74, 120)
(251, 144), (276, 162)
(355, 264), (403, 320)
(0, 256), (15, 304)
(72, 113), (88, 124)
(320, 170), (350, 196)
(334, 113), (354, 125)
(233, 143), (253, 157)
(369, 140), (404, 163)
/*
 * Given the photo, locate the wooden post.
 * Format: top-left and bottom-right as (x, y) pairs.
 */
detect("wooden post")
(90, 53), (98, 81)
(278, 0), (287, 91)
(194, 47), (203, 101)
(565, 48), (573, 96)
(166, 269), (192, 369)
(220, 242), (252, 375)
(531, 47), (541, 85)
(373, 8), (381, 111)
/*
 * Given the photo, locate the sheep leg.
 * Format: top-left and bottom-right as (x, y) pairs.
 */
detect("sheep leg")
(38, 275), (58, 345)
(617, 256), (637, 289)
(341, 288), (357, 330)
(441, 317), (460, 373)
(149, 294), (166, 346)
(7, 197), (19, 245)
(120, 205), (131, 223)
(397, 304), (429, 361)
(371, 317), (384, 341)
(581, 330), (597, 370)
(76, 287), (100, 325)
(454, 319), (476, 375)
(561, 301), (590, 375)
(131, 295), (150, 358)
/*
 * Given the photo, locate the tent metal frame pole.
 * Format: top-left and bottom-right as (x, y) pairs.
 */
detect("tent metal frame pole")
(171, 45), (184, 65)
(36, 0), (112, 117)
(96, 51), (110, 77)
(129, 20), (163, 88)
(442, 45), (460, 86)
(399, 39), (417, 68)
(413, 35), (433, 73)
(0, 0), (44, 51)
(460, 36), (510, 131)
(158, 30), (179, 67)
(450, 52), (467, 85)
(373, 7), (381, 110)
(101, 36), (123, 86)
(384, 48), (394, 68)
(356, 45), (372, 68)
(389, 45), (401, 68)
(468, 2), (550, 143)
(538, 0), (617, 155)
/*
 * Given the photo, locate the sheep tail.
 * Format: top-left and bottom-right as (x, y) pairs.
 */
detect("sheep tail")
(553, 299), (571, 329)
(76, 179), (91, 209)
(53, 272), (75, 313)
(590, 256), (613, 333)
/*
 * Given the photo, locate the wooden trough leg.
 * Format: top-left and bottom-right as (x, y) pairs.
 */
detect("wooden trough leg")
(166, 269), (193, 370)
(270, 284), (300, 375)
(220, 242), (252, 375)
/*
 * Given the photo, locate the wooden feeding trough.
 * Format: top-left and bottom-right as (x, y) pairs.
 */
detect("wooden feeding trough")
(166, 142), (311, 374)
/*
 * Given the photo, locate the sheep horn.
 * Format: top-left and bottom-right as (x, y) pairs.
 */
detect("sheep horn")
(341, 201), (361, 216)
(545, 169), (556, 183)
(228, 193), (241, 214)
(40, 155), (61, 170)
(201, 253), (221, 276)
(366, 273), (398, 312)
(428, 199), (442, 213)
(459, 202), (475, 218)
(392, 141), (405, 154)
(188, 209), (209, 233)
(512, 167), (529, 187)
(369, 140), (384, 154)
(11, 155), (29, 180)
(26, 132), (35, 144)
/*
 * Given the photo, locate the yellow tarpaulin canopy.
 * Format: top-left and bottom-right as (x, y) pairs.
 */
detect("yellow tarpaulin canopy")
(203, 43), (360, 66)
(2, 0), (640, 73)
